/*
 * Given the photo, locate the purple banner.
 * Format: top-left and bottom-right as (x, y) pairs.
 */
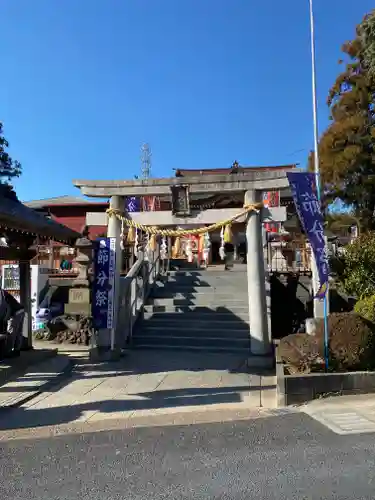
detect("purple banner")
(287, 172), (329, 298)
(126, 196), (140, 213)
(92, 237), (116, 329)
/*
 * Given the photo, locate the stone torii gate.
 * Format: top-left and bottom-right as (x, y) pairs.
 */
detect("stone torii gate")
(74, 170), (291, 357)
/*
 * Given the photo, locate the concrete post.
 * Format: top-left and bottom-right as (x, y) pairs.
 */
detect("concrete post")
(19, 260), (32, 350)
(245, 190), (271, 355)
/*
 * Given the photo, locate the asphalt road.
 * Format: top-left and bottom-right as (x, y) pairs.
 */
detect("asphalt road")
(1, 413), (375, 499)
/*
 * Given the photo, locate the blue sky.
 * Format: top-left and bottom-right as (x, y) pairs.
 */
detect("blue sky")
(1, 0), (373, 202)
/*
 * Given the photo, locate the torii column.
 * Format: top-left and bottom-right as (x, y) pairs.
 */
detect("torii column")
(106, 195), (124, 354)
(245, 190), (271, 355)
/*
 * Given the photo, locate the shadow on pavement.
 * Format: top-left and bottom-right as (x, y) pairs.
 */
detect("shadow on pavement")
(0, 380), (276, 431)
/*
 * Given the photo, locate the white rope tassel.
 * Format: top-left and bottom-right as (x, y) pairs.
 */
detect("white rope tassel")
(202, 232), (211, 266)
(134, 228), (139, 256)
(120, 219), (125, 250)
(160, 236), (167, 260)
(145, 232), (151, 260)
(219, 227), (225, 261)
(186, 238), (193, 263)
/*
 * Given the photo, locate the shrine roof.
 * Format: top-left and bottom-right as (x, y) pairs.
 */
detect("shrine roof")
(0, 188), (80, 244)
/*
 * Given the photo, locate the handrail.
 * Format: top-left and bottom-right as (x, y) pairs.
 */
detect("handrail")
(129, 252), (160, 313)
(117, 245), (165, 346)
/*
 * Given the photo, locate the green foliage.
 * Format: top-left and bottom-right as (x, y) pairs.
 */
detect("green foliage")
(0, 122), (21, 184)
(309, 10), (375, 231)
(360, 9), (375, 79)
(354, 295), (375, 323)
(325, 212), (358, 236)
(338, 232), (375, 297)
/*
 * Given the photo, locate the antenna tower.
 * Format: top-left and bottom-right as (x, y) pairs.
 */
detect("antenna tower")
(141, 143), (152, 180)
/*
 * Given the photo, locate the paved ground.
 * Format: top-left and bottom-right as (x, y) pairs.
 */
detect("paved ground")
(1, 413), (375, 499)
(0, 348), (276, 436)
(0, 348), (58, 386)
(0, 355), (72, 408)
(302, 393), (375, 434)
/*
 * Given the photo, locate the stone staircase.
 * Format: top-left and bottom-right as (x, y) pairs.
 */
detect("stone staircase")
(132, 267), (252, 353)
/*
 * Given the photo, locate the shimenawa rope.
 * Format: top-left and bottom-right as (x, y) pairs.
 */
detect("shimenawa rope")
(106, 202), (263, 237)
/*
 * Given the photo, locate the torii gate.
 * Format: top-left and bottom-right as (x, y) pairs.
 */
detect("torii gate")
(74, 170), (291, 357)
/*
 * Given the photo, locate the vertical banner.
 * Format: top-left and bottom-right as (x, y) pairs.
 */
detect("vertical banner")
(92, 238), (116, 329)
(126, 196), (140, 213)
(287, 172), (329, 298)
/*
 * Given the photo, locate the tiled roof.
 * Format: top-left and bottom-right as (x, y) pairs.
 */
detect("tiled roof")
(0, 193), (80, 243)
(24, 195), (108, 209)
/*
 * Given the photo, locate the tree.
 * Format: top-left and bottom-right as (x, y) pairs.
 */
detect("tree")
(336, 232), (375, 298)
(0, 122), (21, 185)
(360, 10), (375, 79)
(309, 10), (375, 231)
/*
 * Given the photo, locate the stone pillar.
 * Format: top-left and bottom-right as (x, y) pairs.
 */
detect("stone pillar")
(107, 195), (125, 352)
(19, 260), (32, 350)
(65, 235), (92, 315)
(245, 190), (271, 355)
(262, 224), (272, 341)
(64, 235), (93, 345)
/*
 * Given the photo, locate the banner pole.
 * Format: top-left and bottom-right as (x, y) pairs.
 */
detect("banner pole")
(309, 0), (329, 371)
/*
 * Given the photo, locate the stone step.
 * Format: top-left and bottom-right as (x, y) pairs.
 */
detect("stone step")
(131, 345), (274, 367)
(143, 305), (250, 314)
(132, 335), (251, 350)
(141, 323), (250, 335)
(149, 297), (249, 306)
(166, 273), (245, 279)
(130, 344), (274, 367)
(164, 272), (247, 278)
(160, 281), (247, 288)
(154, 282), (248, 290)
(154, 282), (213, 288)
(143, 311), (249, 321)
(151, 291), (248, 299)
